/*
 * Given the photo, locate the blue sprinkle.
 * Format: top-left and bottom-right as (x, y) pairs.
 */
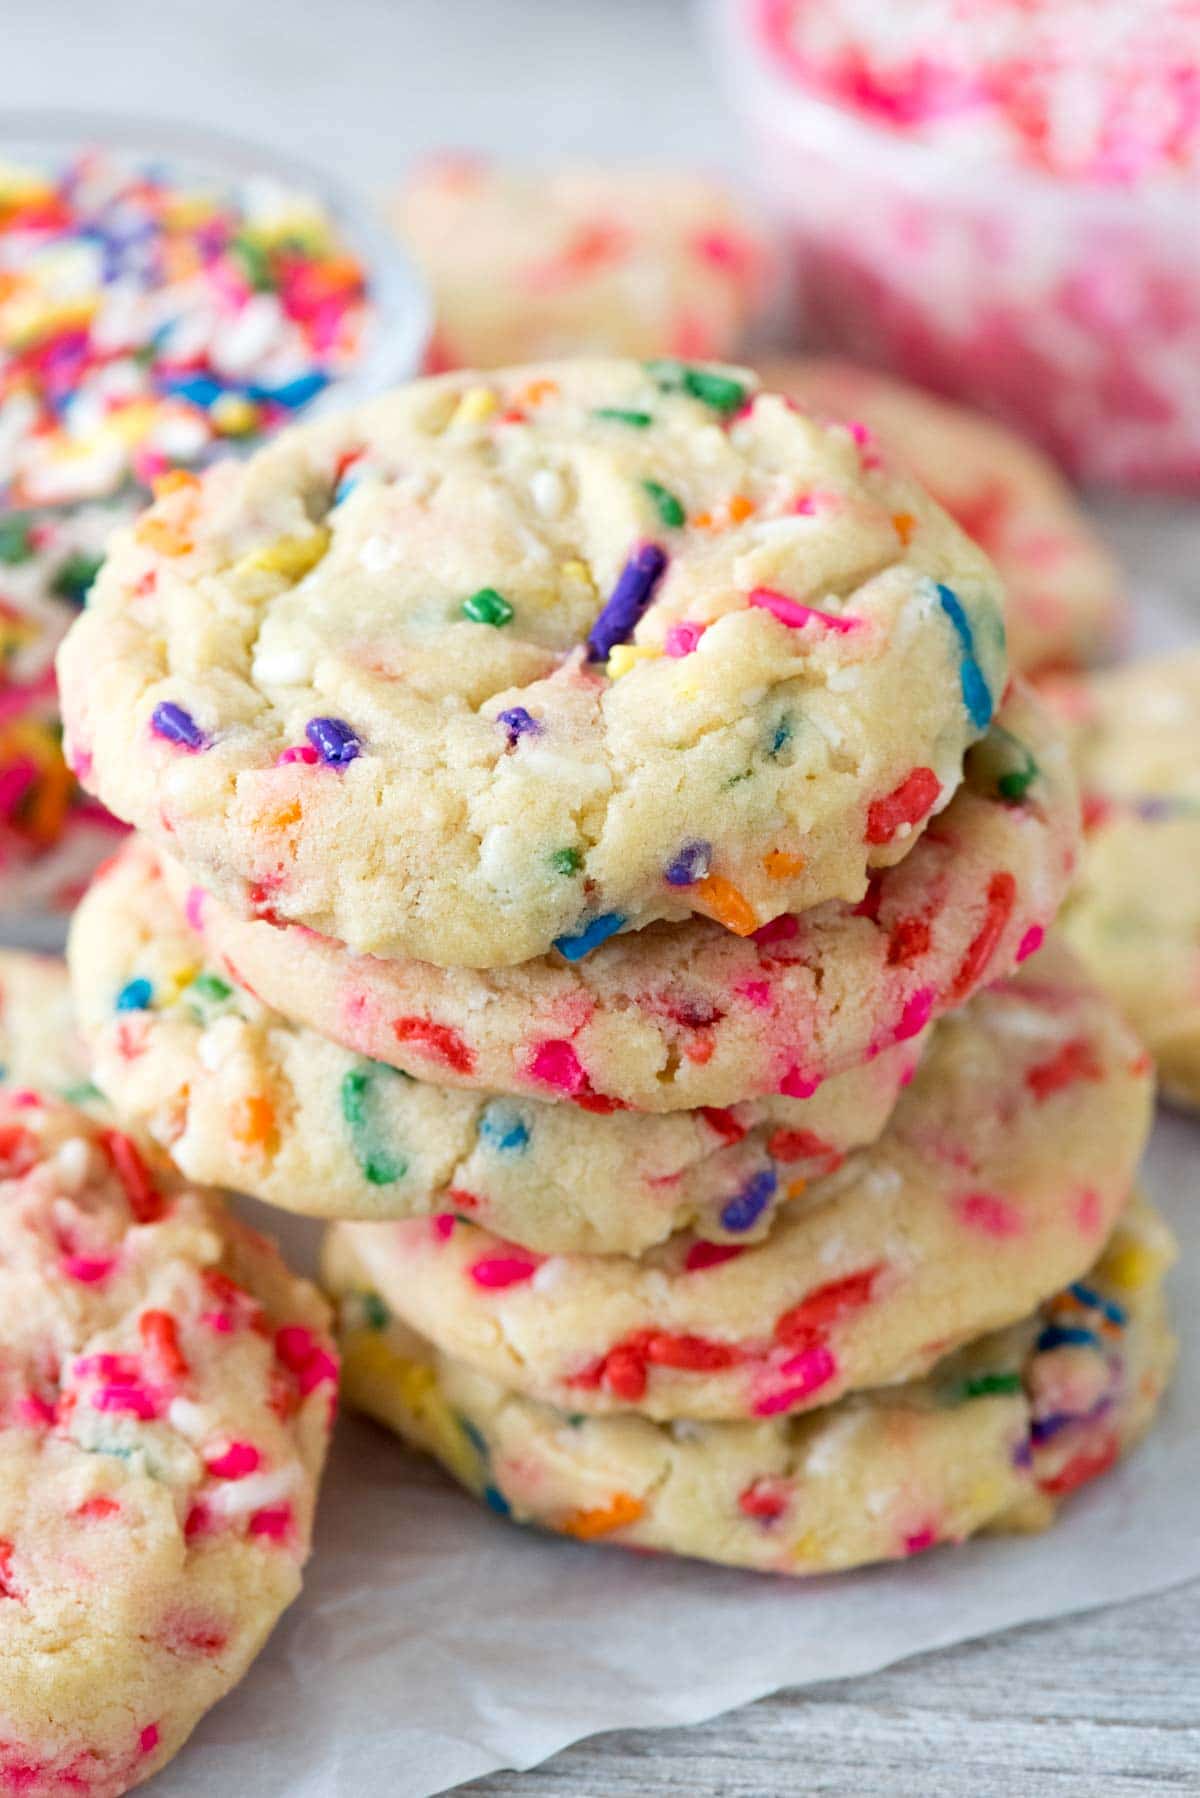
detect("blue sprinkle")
(1029, 1412), (1072, 1445)
(553, 912), (627, 960)
(936, 583), (993, 730)
(719, 1167), (778, 1232)
(478, 1102), (531, 1154)
(333, 472), (362, 506)
(1011, 1438), (1034, 1468)
(497, 706), (541, 745)
(665, 839), (712, 887)
(768, 716), (792, 758)
(248, 371), (329, 409)
(1067, 1281), (1128, 1326)
(158, 372), (227, 407)
(587, 543), (668, 661)
(151, 701), (209, 752)
(1036, 1323), (1100, 1354)
(306, 716), (361, 765)
(483, 1483), (511, 1516)
(458, 1416), (488, 1457)
(115, 978), (153, 1012)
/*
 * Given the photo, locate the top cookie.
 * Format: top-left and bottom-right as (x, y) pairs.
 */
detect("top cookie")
(759, 359), (1125, 677)
(57, 360), (1008, 969)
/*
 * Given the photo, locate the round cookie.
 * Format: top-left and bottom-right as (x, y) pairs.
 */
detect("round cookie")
(326, 941), (1152, 1421)
(0, 951), (93, 1102)
(399, 157), (769, 370)
(167, 683), (1078, 1112)
(57, 358), (1009, 969)
(759, 358), (1125, 677)
(0, 1091), (337, 1796)
(326, 1197), (1176, 1577)
(71, 837), (921, 1254)
(1044, 650), (1200, 1109)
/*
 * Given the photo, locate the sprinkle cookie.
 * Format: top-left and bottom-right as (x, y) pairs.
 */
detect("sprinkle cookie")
(1045, 650), (1200, 1108)
(0, 1092), (337, 1797)
(70, 838), (921, 1253)
(399, 157), (769, 370)
(164, 683), (1077, 1112)
(325, 943), (1152, 1421)
(760, 358), (1125, 676)
(327, 1197), (1175, 1576)
(57, 359), (1008, 968)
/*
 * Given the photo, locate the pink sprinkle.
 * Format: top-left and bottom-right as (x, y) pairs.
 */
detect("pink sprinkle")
(527, 1038), (587, 1095)
(753, 1345), (837, 1416)
(139, 1725), (160, 1756)
(432, 1212), (455, 1241)
(248, 1504), (293, 1542)
(15, 1393), (55, 1427)
(752, 914), (798, 946)
(202, 1311), (235, 1334)
(735, 979), (771, 1009)
(73, 1354), (138, 1380)
(663, 621), (706, 657)
(276, 1325), (339, 1394)
(91, 1384), (159, 1420)
(904, 1526), (938, 1556)
(748, 588), (862, 633)
(277, 744), (320, 765)
(955, 1191), (1023, 1238)
(684, 1241), (747, 1273)
(470, 1255), (540, 1289)
(1016, 924), (1045, 963)
(779, 1066), (819, 1099)
(1075, 1188), (1103, 1234)
(61, 1254), (116, 1284)
(894, 986), (934, 1042)
(184, 885), (207, 932)
(206, 1440), (261, 1479)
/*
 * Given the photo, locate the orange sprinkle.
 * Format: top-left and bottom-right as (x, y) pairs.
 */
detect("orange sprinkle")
(762, 850), (804, 879)
(690, 509), (714, 530)
(230, 1094), (276, 1148)
(516, 377), (559, 407)
(560, 1492), (645, 1540)
(725, 492), (755, 523)
(136, 515), (193, 557)
(268, 801), (302, 830)
(683, 1033), (715, 1065)
(152, 468), (200, 498)
(786, 1178), (808, 1202)
(694, 874), (759, 936)
(891, 511), (916, 546)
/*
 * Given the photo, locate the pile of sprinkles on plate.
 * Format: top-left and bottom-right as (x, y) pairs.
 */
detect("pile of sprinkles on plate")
(0, 147), (375, 909)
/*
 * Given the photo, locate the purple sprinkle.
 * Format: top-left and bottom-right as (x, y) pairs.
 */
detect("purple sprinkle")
(587, 543), (668, 662)
(150, 702), (209, 752)
(665, 839), (713, 886)
(498, 706), (541, 745)
(306, 717), (361, 766)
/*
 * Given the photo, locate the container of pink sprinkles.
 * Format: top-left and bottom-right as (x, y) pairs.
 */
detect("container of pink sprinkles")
(710, 0), (1200, 490)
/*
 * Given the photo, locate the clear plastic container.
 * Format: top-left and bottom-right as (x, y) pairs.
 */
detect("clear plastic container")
(0, 113), (430, 945)
(708, 0), (1200, 491)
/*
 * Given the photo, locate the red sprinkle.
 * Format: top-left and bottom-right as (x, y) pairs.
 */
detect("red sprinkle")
(698, 1107), (747, 1147)
(775, 1266), (883, 1347)
(391, 1016), (475, 1075)
(1038, 1434), (1119, 1497)
(767, 1127), (833, 1163)
(99, 1130), (164, 1224)
(738, 1477), (790, 1522)
(865, 768), (941, 846)
(950, 871), (1017, 1001)
(684, 1241), (747, 1273)
(1026, 1038), (1103, 1101)
(140, 1309), (189, 1381)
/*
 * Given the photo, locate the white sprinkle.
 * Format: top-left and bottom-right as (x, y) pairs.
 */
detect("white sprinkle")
(529, 468), (566, 518)
(252, 645), (313, 686)
(360, 534), (402, 574)
(54, 1137), (93, 1190)
(206, 1462), (299, 1518)
(168, 1397), (210, 1440)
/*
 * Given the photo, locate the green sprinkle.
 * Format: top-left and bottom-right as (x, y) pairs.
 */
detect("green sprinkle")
(51, 551), (105, 606)
(361, 1291), (391, 1331)
(645, 360), (747, 414)
(550, 847), (582, 876)
(642, 480), (686, 529)
(593, 407), (653, 428)
(341, 1063), (408, 1185)
(961, 1371), (1023, 1399)
(189, 971), (233, 1003)
(231, 232), (275, 291)
(968, 724), (1040, 805)
(62, 1080), (103, 1106)
(0, 515), (33, 565)
(462, 587), (514, 626)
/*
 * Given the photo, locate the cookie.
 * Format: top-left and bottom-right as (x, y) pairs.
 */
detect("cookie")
(0, 951), (92, 1101)
(57, 359), (1009, 969)
(324, 942), (1152, 1421)
(1044, 650), (1200, 1108)
(71, 837), (921, 1253)
(0, 502), (130, 911)
(327, 1196), (1175, 1577)
(165, 683), (1077, 1112)
(399, 157), (769, 370)
(759, 358), (1125, 676)
(0, 1091), (337, 1796)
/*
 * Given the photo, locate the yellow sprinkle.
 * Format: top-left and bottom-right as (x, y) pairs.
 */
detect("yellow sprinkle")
(1097, 1240), (1157, 1291)
(108, 401), (161, 447)
(211, 393), (261, 436)
(164, 963), (201, 1000)
(606, 644), (661, 679)
(240, 528), (331, 582)
(151, 468), (200, 498)
(561, 558), (596, 595)
(451, 385), (498, 427)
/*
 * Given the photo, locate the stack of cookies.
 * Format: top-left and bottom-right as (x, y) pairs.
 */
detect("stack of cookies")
(58, 358), (1174, 1577)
